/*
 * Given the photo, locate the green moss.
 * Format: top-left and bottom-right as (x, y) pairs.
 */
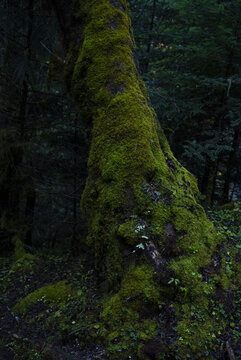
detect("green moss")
(102, 264), (160, 322)
(219, 246), (241, 290)
(11, 253), (36, 272)
(99, 264), (159, 358)
(11, 235), (37, 272)
(102, 317), (158, 359)
(117, 218), (146, 245)
(175, 303), (222, 358)
(13, 280), (74, 314)
(216, 202), (237, 210)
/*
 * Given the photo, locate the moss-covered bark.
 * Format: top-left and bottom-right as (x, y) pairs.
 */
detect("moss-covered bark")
(71, 0), (217, 283)
(58, 1), (238, 358)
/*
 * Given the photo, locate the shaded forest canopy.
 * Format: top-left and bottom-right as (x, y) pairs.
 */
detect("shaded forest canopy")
(0, 1), (240, 360)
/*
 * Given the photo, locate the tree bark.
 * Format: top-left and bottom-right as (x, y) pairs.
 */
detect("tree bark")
(142, 0), (157, 73)
(24, 187), (36, 247)
(201, 158), (218, 206)
(222, 126), (240, 203)
(71, 115), (78, 253)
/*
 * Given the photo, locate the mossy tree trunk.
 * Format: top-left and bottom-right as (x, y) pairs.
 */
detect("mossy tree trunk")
(69, 0), (216, 283)
(53, 1), (230, 357)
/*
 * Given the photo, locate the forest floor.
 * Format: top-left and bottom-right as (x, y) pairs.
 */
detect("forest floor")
(0, 209), (240, 360)
(0, 251), (108, 360)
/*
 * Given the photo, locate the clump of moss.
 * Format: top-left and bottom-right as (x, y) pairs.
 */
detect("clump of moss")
(11, 235), (37, 271)
(175, 303), (222, 359)
(11, 253), (36, 272)
(13, 280), (74, 314)
(102, 264), (160, 321)
(99, 264), (160, 358)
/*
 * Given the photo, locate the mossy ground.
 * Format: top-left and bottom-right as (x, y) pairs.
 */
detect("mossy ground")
(12, 280), (75, 314)
(0, 208), (240, 360)
(0, 251), (105, 360)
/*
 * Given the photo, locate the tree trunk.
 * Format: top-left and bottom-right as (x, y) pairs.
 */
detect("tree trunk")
(142, 0), (157, 73)
(201, 158), (218, 207)
(71, 115), (78, 254)
(24, 187), (36, 247)
(54, 1), (226, 357)
(222, 126), (240, 203)
(70, 0), (215, 280)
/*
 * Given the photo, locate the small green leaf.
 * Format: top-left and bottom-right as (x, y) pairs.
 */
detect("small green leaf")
(77, 290), (83, 296)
